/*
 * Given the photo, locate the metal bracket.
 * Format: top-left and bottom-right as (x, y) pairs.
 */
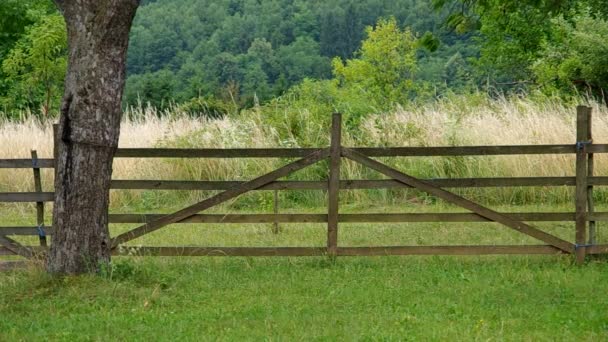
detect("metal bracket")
(576, 140), (592, 151)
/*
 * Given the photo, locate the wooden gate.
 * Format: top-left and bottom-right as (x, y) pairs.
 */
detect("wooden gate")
(2, 106), (608, 266)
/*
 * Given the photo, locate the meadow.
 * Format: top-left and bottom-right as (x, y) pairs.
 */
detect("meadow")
(1, 96), (608, 340)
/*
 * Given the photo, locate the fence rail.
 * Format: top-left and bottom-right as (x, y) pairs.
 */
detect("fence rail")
(1, 106), (607, 264)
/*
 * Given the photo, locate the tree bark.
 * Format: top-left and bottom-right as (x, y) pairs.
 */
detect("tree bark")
(48, 0), (139, 274)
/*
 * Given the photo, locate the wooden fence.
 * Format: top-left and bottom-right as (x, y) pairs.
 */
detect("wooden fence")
(1, 106), (608, 265)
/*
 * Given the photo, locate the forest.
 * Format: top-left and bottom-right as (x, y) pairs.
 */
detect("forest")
(1, 0), (606, 118)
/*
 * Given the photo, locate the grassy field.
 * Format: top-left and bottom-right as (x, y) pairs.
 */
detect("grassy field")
(1, 253), (608, 340)
(2, 203), (608, 340)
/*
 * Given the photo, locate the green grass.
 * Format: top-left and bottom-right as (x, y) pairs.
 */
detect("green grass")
(1, 257), (608, 340)
(2, 203), (608, 340)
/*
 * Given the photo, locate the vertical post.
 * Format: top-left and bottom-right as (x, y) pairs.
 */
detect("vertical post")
(272, 189), (280, 234)
(53, 124), (59, 169)
(575, 106), (591, 265)
(586, 107), (596, 245)
(31, 150), (47, 248)
(327, 113), (342, 257)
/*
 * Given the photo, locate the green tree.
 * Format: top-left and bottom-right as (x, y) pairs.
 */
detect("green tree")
(332, 17), (419, 105)
(532, 11), (608, 99)
(1, 10), (66, 116)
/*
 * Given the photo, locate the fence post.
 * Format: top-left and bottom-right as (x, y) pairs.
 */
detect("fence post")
(272, 189), (281, 234)
(31, 150), (47, 248)
(327, 113), (342, 257)
(586, 107), (596, 245)
(53, 124), (59, 169)
(575, 106), (591, 264)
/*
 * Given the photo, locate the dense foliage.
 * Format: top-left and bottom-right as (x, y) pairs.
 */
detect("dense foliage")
(0, 0), (607, 118)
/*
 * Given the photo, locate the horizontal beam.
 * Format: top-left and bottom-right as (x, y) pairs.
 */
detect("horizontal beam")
(115, 148), (321, 158)
(352, 144), (608, 157)
(1, 177), (606, 203)
(5, 211), (608, 236)
(0, 246), (16, 256)
(110, 177), (608, 190)
(113, 246), (327, 256)
(587, 244), (608, 255)
(336, 245), (564, 255)
(112, 145), (608, 159)
(2, 145), (607, 167)
(0, 193), (54, 202)
(107, 212), (608, 224)
(0, 227), (53, 235)
(109, 245), (564, 256)
(0, 159), (54, 169)
(0, 261), (29, 271)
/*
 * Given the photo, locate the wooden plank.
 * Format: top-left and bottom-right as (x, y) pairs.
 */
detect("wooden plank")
(0, 261), (29, 271)
(588, 145), (608, 153)
(587, 107), (596, 244)
(327, 113), (341, 256)
(31, 151), (47, 247)
(113, 247), (327, 257)
(272, 190), (280, 234)
(0, 246), (16, 256)
(575, 106), (591, 264)
(0, 235), (33, 258)
(0, 193), (54, 202)
(110, 149), (330, 248)
(337, 245), (563, 256)
(109, 214), (327, 224)
(0, 246), (44, 256)
(351, 145), (577, 156)
(342, 147), (575, 253)
(110, 144), (608, 159)
(110, 245), (562, 256)
(108, 212), (596, 224)
(0, 227), (55, 235)
(111, 177), (608, 191)
(110, 180), (325, 190)
(587, 244), (608, 255)
(114, 148), (320, 158)
(0, 159), (54, 169)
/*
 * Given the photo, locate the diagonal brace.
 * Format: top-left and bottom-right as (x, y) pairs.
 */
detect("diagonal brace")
(111, 148), (330, 248)
(342, 147), (574, 253)
(0, 235), (33, 258)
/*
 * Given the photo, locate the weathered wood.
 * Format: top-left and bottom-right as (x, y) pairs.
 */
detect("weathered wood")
(0, 227), (56, 236)
(115, 148), (320, 158)
(31, 151), (47, 247)
(0, 246), (16, 256)
(0, 193), (55, 203)
(0, 235), (33, 258)
(588, 145), (608, 153)
(111, 149), (330, 248)
(587, 244), (608, 255)
(352, 145), (577, 156)
(327, 113), (341, 256)
(110, 177), (608, 191)
(337, 245), (563, 256)
(272, 189), (280, 234)
(109, 245), (562, 256)
(111, 144), (608, 159)
(113, 246), (327, 257)
(586, 107), (596, 244)
(342, 147), (574, 253)
(0, 159), (54, 169)
(0, 261), (30, 271)
(575, 106), (591, 264)
(108, 212), (608, 224)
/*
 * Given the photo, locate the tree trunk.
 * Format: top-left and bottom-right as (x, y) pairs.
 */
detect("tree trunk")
(48, 0), (139, 274)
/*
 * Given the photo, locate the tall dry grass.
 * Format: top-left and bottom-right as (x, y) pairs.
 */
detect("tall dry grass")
(1, 97), (606, 209)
